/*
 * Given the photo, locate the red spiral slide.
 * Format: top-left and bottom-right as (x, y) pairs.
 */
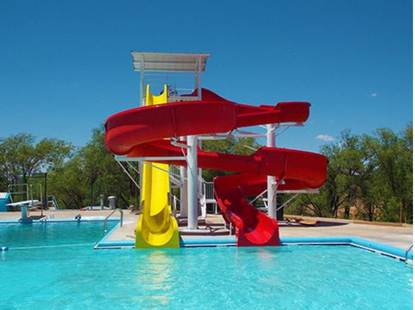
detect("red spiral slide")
(105, 89), (328, 246)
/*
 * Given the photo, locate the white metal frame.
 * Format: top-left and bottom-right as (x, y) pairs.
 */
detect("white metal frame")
(118, 51), (320, 229)
(267, 124), (277, 219)
(126, 52), (211, 230)
(7, 183), (43, 220)
(131, 52), (210, 106)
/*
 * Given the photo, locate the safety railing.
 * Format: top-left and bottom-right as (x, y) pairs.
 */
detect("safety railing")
(169, 165), (182, 187)
(47, 195), (60, 210)
(170, 165), (181, 177)
(103, 208), (123, 235)
(202, 181), (218, 214)
(203, 182), (215, 201)
(8, 183), (29, 203)
(172, 195), (179, 218)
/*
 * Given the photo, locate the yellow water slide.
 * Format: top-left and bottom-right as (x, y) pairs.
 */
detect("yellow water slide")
(135, 85), (180, 248)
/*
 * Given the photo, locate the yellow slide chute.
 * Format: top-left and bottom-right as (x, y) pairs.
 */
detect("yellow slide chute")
(135, 85), (180, 248)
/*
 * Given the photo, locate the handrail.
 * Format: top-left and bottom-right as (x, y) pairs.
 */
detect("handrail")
(8, 183), (29, 202)
(172, 195), (179, 219)
(249, 189), (268, 205)
(48, 195), (60, 210)
(103, 208), (123, 235)
(203, 182), (215, 201)
(404, 243), (413, 262)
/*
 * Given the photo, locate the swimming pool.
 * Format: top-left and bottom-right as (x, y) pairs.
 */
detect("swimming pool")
(0, 223), (412, 309)
(0, 221), (118, 248)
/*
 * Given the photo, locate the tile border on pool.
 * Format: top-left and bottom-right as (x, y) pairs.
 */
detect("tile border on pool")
(0, 218), (121, 224)
(282, 236), (413, 261)
(96, 236), (413, 261)
(95, 237), (237, 249)
(97, 222), (121, 244)
(1, 220), (410, 261)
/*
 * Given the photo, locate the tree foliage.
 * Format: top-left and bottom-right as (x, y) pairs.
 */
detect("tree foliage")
(0, 133), (72, 189)
(0, 124), (411, 223)
(201, 137), (261, 181)
(48, 127), (140, 209)
(290, 123), (413, 223)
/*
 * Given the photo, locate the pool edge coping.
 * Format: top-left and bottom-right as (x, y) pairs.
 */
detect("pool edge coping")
(95, 236), (413, 261)
(1, 221), (411, 261)
(0, 218), (120, 224)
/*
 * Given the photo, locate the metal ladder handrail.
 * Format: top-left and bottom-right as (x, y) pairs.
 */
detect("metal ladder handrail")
(103, 208), (123, 235)
(404, 243), (413, 262)
(48, 195), (60, 210)
(172, 195), (180, 219)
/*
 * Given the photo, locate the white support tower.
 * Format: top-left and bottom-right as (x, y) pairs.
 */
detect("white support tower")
(130, 52), (210, 230)
(266, 124), (277, 220)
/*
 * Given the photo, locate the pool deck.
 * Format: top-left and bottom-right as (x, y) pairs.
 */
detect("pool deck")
(0, 209), (412, 250)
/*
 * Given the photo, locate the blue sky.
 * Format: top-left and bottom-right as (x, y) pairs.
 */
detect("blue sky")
(0, 0), (412, 153)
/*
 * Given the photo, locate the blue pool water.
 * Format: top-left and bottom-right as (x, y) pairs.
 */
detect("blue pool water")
(0, 221), (116, 248)
(0, 223), (412, 310)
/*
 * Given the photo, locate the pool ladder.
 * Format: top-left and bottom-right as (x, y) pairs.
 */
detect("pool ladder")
(103, 208), (123, 235)
(404, 243), (413, 263)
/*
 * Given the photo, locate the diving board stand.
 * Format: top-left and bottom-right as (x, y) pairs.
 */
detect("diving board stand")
(6, 200), (41, 222)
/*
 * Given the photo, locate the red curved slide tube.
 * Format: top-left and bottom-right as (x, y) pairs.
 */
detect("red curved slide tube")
(105, 89), (328, 246)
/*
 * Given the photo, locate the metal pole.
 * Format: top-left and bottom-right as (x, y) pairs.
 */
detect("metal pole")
(180, 136), (188, 217)
(140, 55), (145, 106)
(184, 57), (202, 229)
(196, 56), (203, 220)
(100, 194), (104, 210)
(197, 56), (202, 100)
(198, 139), (203, 219)
(267, 124), (277, 220)
(187, 135), (198, 229)
(180, 165), (188, 217)
(43, 173), (47, 217)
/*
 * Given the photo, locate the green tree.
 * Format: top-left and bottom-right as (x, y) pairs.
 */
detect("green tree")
(0, 133), (72, 188)
(292, 130), (365, 218)
(48, 156), (88, 208)
(201, 137), (261, 181)
(290, 124), (412, 223)
(361, 124), (413, 223)
(49, 127), (140, 209)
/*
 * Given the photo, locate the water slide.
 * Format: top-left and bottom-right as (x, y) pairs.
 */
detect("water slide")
(105, 88), (328, 247)
(135, 85), (180, 248)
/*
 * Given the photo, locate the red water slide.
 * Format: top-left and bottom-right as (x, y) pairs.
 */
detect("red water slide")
(105, 89), (328, 246)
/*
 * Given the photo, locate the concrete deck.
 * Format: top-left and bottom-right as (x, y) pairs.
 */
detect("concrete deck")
(0, 209), (412, 250)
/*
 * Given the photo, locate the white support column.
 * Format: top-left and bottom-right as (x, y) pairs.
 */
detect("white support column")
(140, 55), (145, 106)
(138, 56), (145, 215)
(197, 57), (202, 100)
(180, 136), (188, 217)
(267, 124), (277, 220)
(180, 165), (188, 217)
(198, 168), (205, 219)
(187, 135), (198, 229)
(198, 139), (204, 218)
(185, 57), (203, 227)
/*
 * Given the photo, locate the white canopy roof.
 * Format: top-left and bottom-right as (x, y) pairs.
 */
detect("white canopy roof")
(131, 52), (210, 72)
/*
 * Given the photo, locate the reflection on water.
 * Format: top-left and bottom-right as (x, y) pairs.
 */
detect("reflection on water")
(134, 250), (176, 307)
(0, 245), (412, 309)
(255, 248), (282, 287)
(257, 248), (273, 261)
(148, 251), (174, 290)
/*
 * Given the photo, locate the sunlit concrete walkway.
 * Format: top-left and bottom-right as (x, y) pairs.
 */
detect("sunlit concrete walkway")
(0, 210), (412, 250)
